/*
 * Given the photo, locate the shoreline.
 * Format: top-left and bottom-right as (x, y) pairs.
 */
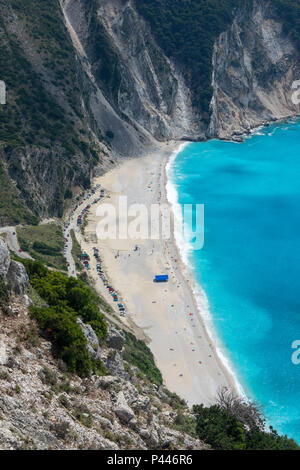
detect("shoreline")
(165, 143), (246, 400)
(75, 141), (241, 406)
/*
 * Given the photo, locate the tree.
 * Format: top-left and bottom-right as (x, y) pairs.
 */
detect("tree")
(193, 404), (246, 450)
(216, 386), (264, 430)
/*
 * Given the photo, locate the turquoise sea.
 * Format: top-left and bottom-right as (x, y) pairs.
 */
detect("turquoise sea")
(169, 120), (300, 442)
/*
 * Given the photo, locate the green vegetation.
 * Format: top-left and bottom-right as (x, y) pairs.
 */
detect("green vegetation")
(72, 404), (93, 428)
(88, 0), (122, 103)
(193, 401), (300, 450)
(21, 259), (108, 377)
(17, 223), (66, 271)
(0, 159), (38, 226)
(105, 130), (114, 140)
(0, 0), (85, 150)
(273, 0), (300, 54)
(123, 331), (163, 385)
(70, 230), (82, 271)
(64, 189), (73, 200)
(80, 213), (88, 235)
(0, 0), (102, 221)
(172, 411), (197, 438)
(0, 275), (9, 312)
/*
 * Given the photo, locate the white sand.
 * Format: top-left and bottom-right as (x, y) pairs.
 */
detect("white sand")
(75, 142), (237, 406)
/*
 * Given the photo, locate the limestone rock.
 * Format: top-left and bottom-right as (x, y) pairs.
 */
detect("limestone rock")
(105, 352), (129, 379)
(76, 318), (101, 362)
(96, 375), (119, 389)
(0, 238), (11, 278)
(7, 261), (29, 296)
(0, 340), (8, 365)
(106, 325), (125, 351)
(115, 392), (135, 424)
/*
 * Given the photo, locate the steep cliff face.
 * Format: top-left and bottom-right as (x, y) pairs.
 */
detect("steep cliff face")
(62, 0), (204, 144)
(209, 0), (300, 139)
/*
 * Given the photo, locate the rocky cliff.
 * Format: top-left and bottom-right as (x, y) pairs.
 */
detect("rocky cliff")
(61, 0), (203, 144)
(209, 0), (300, 139)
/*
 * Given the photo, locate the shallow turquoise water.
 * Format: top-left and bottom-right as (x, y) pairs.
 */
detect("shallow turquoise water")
(171, 120), (300, 442)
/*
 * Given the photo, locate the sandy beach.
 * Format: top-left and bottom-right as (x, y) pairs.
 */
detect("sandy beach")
(73, 142), (237, 406)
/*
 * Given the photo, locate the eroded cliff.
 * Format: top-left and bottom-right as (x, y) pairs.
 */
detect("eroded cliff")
(209, 0), (300, 139)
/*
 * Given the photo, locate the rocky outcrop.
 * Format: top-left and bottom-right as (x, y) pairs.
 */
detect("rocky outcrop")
(0, 238), (29, 297)
(115, 391), (135, 424)
(62, 0), (300, 145)
(0, 239), (11, 278)
(106, 325), (125, 351)
(7, 261), (29, 297)
(209, 0), (300, 139)
(77, 318), (102, 362)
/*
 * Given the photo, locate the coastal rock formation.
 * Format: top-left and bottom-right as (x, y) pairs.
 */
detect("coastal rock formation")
(209, 0), (300, 138)
(61, 0), (203, 147)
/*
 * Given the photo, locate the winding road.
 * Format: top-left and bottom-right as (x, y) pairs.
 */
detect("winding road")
(63, 184), (102, 278)
(0, 226), (32, 259)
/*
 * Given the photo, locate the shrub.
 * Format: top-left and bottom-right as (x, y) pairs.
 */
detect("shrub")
(105, 130), (114, 139)
(193, 404), (246, 450)
(0, 275), (9, 309)
(123, 331), (162, 385)
(64, 189), (73, 200)
(173, 411), (197, 438)
(31, 305), (93, 377)
(193, 395), (300, 450)
(51, 421), (70, 440)
(21, 259), (107, 377)
(39, 366), (57, 386)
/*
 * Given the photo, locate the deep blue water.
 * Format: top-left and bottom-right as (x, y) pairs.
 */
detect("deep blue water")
(171, 120), (300, 442)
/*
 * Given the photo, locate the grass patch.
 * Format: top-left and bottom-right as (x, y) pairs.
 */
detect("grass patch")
(123, 331), (163, 385)
(70, 229), (82, 271)
(17, 223), (66, 271)
(172, 411), (197, 438)
(80, 213), (88, 235)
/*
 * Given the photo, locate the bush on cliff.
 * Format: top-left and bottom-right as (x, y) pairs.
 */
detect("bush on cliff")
(30, 305), (94, 377)
(123, 331), (163, 386)
(193, 390), (300, 450)
(0, 275), (9, 310)
(22, 260), (107, 377)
